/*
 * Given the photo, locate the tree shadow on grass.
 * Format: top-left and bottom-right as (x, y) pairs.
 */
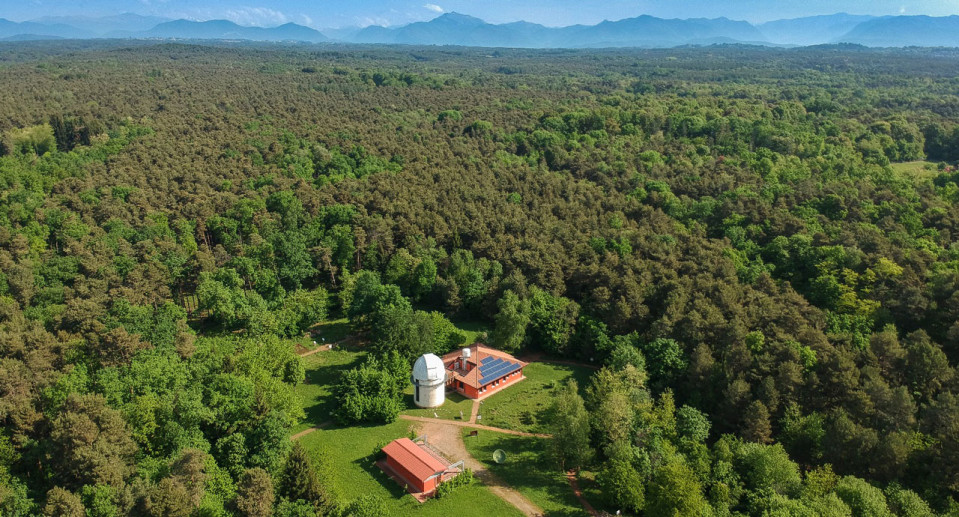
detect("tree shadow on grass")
(354, 450), (412, 500)
(301, 353), (363, 426)
(312, 320), (352, 343)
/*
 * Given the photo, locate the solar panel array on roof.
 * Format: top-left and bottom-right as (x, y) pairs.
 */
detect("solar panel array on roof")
(480, 356), (494, 365)
(484, 358), (504, 370)
(479, 360), (521, 386)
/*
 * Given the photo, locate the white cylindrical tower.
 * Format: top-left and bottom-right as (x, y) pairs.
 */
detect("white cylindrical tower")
(412, 353), (447, 408)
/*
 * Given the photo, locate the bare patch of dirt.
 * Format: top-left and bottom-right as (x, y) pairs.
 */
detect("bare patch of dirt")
(415, 420), (545, 517)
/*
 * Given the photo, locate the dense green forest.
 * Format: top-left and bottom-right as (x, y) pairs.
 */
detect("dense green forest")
(2, 40), (959, 515)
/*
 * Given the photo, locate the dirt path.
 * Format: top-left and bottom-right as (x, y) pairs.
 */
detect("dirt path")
(399, 415), (551, 438)
(469, 400), (480, 423)
(290, 420), (331, 441)
(416, 420), (545, 517)
(566, 470), (599, 516)
(297, 343), (338, 358)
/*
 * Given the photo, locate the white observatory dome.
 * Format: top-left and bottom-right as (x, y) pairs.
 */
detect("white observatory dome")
(412, 353), (446, 408)
(412, 354), (446, 384)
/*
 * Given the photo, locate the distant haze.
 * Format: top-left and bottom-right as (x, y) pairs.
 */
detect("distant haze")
(1, 1), (957, 29)
(1, 10), (959, 48)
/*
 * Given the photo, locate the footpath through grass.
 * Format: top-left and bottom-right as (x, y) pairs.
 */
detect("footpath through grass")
(463, 429), (588, 517)
(576, 470), (610, 516)
(298, 420), (523, 516)
(477, 362), (594, 434)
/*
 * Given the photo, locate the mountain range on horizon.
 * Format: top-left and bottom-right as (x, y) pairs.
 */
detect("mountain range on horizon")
(0, 11), (958, 48)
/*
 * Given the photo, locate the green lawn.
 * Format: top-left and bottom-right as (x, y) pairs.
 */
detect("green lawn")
(462, 429), (588, 517)
(450, 318), (490, 346)
(293, 345), (365, 433)
(311, 317), (353, 344)
(401, 389), (475, 422)
(890, 160), (940, 180)
(477, 362), (594, 434)
(298, 420), (523, 516)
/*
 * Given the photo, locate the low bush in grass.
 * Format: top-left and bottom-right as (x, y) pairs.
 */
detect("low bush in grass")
(434, 469), (476, 499)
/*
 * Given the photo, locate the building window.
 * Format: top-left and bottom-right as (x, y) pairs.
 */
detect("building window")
(415, 385), (420, 400)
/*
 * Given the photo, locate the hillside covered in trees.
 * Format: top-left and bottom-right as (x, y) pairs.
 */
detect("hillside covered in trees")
(2, 41), (959, 515)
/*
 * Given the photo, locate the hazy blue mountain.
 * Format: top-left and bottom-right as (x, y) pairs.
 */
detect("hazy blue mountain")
(562, 15), (765, 47)
(758, 13), (875, 45)
(30, 13), (170, 35)
(320, 26), (364, 42)
(837, 15), (959, 46)
(0, 18), (92, 39)
(353, 24), (399, 44)
(2, 11), (959, 48)
(142, 19), (328, 42)
(352, 12), (765, 48)
(1, 33), (65, 41)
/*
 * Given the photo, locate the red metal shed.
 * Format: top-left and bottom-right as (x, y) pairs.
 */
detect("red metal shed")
(381, 438), (448, 494)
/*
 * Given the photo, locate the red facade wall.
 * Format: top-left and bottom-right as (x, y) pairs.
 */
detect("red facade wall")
(453, 368), (525, 400)
(386, 456), (431, 492)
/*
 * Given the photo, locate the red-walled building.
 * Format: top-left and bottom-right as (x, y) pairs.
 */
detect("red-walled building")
(381, 438), (449, 494)
(442, 344), (527, 400)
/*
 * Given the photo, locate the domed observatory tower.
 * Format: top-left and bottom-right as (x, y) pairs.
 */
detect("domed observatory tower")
(412, 353), (447, 408)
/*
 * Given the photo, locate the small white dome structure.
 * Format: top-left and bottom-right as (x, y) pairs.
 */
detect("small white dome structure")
(412, 353), (446, 408)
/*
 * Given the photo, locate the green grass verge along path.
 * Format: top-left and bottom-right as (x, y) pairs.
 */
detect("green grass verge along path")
(463, 428), (589, 517)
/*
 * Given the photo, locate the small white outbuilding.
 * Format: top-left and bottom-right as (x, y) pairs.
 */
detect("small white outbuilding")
(411, 353), (446, 408)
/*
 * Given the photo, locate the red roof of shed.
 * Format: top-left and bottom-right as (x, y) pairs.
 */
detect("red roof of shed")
(381, 438), (447, 481)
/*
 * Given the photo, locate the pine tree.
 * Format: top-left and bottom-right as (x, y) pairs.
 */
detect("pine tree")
(236, 468), (274, 517)
(278, 443), (328, 512)
(743, 400), (773, 444)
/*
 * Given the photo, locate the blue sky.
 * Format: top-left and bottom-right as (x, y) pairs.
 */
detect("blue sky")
(4, 0), (959, 27)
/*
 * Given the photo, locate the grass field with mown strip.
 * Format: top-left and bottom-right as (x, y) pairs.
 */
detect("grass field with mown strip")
(462, 429), (588, 517)
(477, 362), (594, 434)
(298, 420), (524, 516)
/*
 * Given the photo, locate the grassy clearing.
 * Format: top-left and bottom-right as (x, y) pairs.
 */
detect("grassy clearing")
(293, 316), (485, 433)
(401, 389), (475, 421)
(477, 362), (594, 434)
(311, 317), (353, 344)
(450, 318), (490, 346)
(293, 344), (364, 433)
(462, 429), (587, 517)
(890, 160), (940, 180)
(298, 421), (523, 516)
